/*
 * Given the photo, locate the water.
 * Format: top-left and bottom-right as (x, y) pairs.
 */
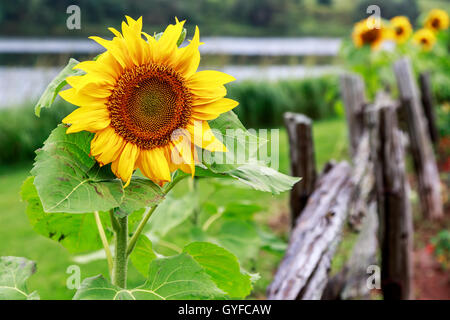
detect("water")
(0, 37), (341, 56)
(0, 37), (342, 108)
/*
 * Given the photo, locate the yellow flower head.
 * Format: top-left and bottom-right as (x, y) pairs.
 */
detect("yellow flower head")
(413, 28), (437, 51)
(390, 16), (413, 43)
(352, 18), (387, 50)
(425, 9), (449, 32)
(60, 17), (238, 186)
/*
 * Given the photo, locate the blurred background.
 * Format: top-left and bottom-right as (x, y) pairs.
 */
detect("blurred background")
(0, 0), (448, 300)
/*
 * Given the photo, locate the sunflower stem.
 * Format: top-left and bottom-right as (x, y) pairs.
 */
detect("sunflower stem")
(94, 211), (113, 278)
(112, 215), (128, 288)
(126, 174), (187, 256)
(126, 205), (156, 256)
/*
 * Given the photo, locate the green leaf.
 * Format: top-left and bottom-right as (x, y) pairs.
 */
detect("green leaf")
(0, 256), (39, 300)
(130, 235), (156, 277)
(222, 202), (262, 220)
(118, 177), (164, 216)
(223, 164), (300, 195)
(147, 194), (196, 238)
(216, 220), (261, 262)
(258, 228), (287, 255)
(31, 125), (163, 213)
(34, 58), (83, 117)
(74, 253), (225, 300)
(21, 176), (112, 253)
(183, 242), (252, 299)
(204, 111), (299, 194)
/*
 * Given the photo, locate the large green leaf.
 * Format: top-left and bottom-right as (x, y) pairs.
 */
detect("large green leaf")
(147, 194), (196, 238)
(130, 235), (156, 276)
(34, 58), (84, 117)
(183, 242), (252, 299)
(216, 220), (261, 262)
(0, 256), (39, 300)
(21, 176), (112, 253)
(223, 164), (300, 195)
(74, 253), (225, 300)
(204, 111), (299, 194)
(31, 125), (163, 214)
(118, 178), (164, 216)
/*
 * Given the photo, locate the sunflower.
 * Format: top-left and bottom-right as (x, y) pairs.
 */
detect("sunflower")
(60, 17), (238, 186)
(352, 18), (387, 50)
(413, 28), (437, 51)
(425, 9), (449, 33)
(390, 16), (412, 44)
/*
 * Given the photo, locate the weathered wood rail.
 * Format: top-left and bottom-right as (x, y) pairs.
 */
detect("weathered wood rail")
(268, 57), (443, 300)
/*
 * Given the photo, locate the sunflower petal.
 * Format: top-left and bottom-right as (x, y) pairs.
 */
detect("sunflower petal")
(91, 127), (125, 166)
(187, 70), (235, 88)
(59, 88), (107, 107)
(173, 26), (201, 78)
(187, 120), (227, 152)
(63, 107), (110, 133)
(138, 148), (171, 182)
(112, 142), (139, 187)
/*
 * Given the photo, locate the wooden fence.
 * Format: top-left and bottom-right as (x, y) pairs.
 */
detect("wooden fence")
(267, 57), (443, 300)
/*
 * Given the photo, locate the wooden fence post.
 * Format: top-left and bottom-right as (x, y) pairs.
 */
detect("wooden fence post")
(284, 112), (316, 226)
(369, 94), (414, 300)
(267, 161), (353, 300)
(419, 72), (439, 145)
(393, 58), (443, 220)
(340, 73), (367, 157)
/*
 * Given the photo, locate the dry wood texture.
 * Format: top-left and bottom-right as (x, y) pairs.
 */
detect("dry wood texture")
(419, 72), (439, 145)
(284, 112), (317, 226)
(368, 95), (414, 300)
(340, 73), (367, 157)
(394, 58), (443, 220)
(267, 161), (353, 300)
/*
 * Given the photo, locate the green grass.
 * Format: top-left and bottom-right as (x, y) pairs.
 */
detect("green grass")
(0, 117), (347, 299)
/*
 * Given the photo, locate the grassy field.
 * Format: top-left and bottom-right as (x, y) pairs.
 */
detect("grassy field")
(0, 118), (347, 299)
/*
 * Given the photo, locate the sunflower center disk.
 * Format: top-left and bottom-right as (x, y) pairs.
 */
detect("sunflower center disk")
(108, 64), (192, 150)
(431, 18), (440, 29)
(361, 29), (380, 44)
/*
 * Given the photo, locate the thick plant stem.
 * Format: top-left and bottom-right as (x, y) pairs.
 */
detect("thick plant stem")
(94, 211), (113, 277)
(112, 215), (128, 288)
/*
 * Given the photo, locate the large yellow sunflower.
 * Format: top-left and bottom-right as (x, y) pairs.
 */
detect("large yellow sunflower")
(390, 16), (412, 44)
(60, 17), (238, 186)
(425, 9), (449, 33)
(413, 28), (437, 51)
(352, 18), (387, 50)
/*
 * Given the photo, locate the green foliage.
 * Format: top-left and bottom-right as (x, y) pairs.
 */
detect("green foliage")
(21, 176), (112, 253)
(183, 242), (252, 299)
(129, 235), (157, 276)
(431, 230), (450, 257)
(146, 180), (286, 271)
(146, 194), (197, 238)
(228, 76), (341, 128)
(0, 256), (39, 300)
(34, 58), (83, 117)
(75, 252), (226, 300)
(204, 111), (300, 194)
(0, 101), (75, 165)
(31, 125), (163, 214)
